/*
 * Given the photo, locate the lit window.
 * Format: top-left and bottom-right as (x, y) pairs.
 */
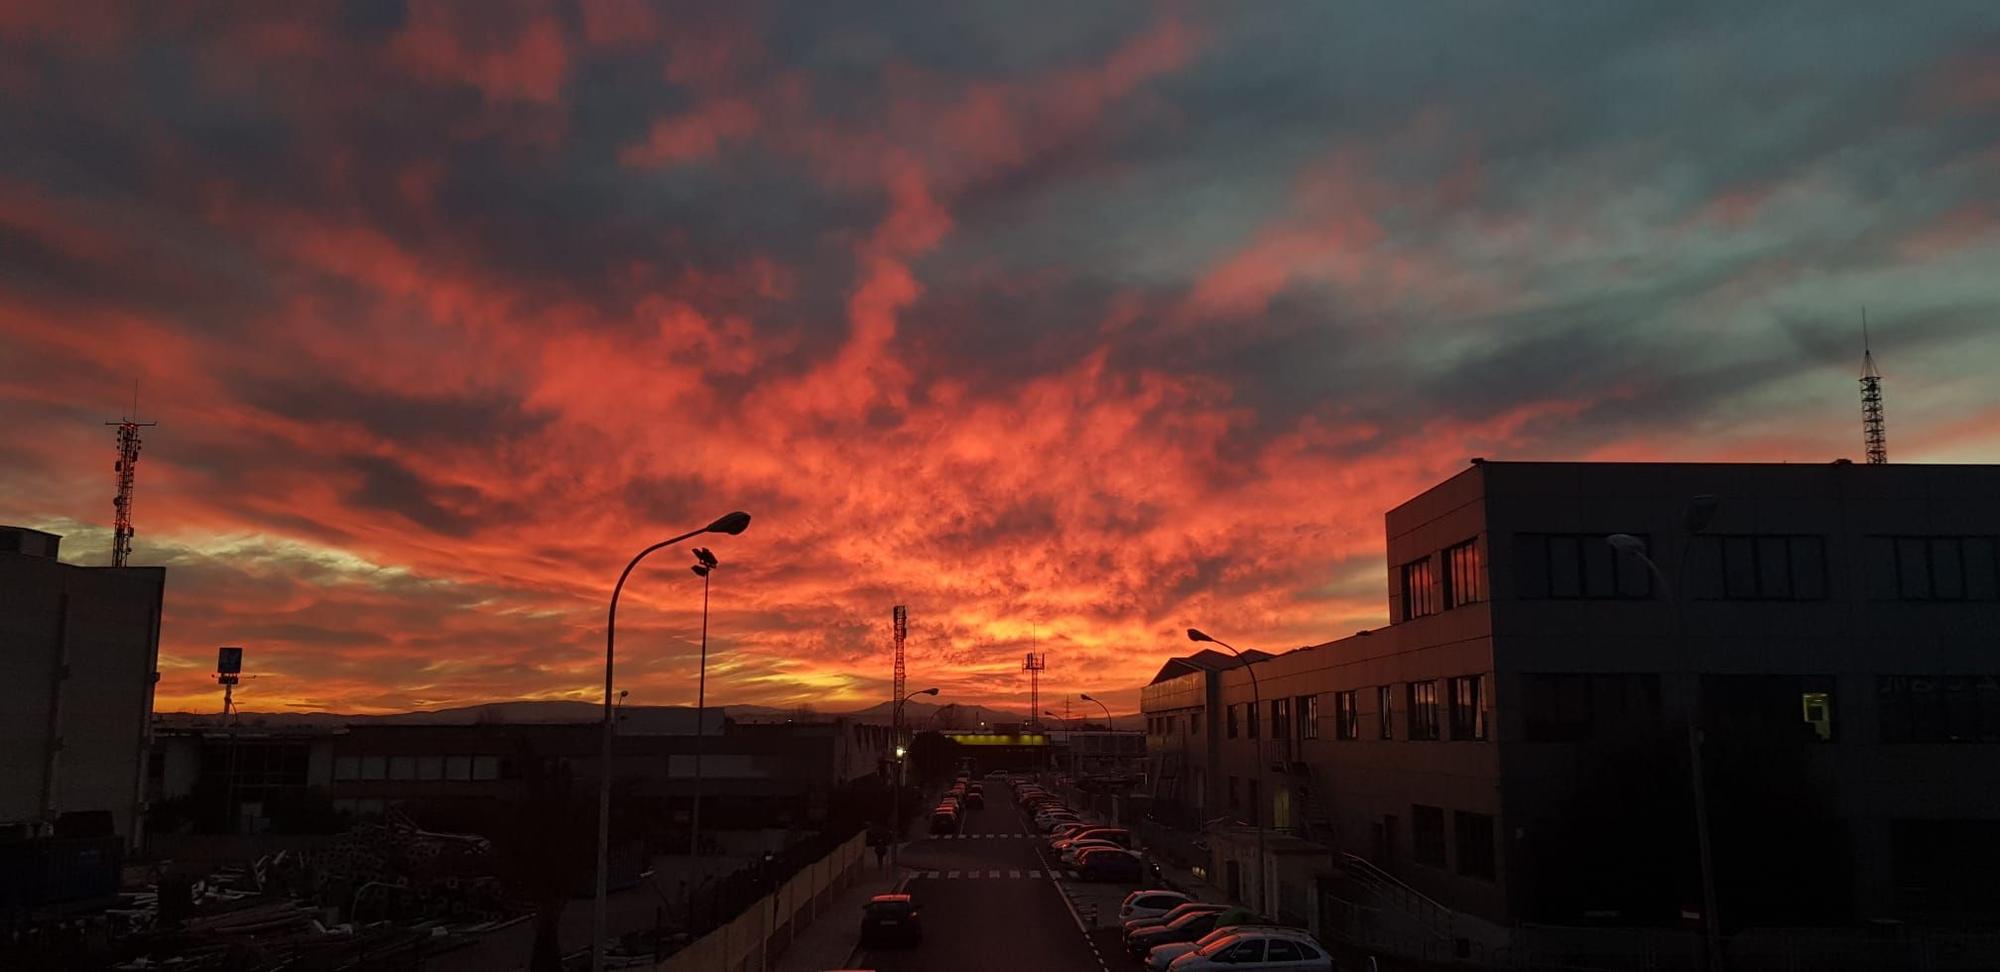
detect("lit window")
(1400, 557), (1438, 619)
(1443, 539), (1484, 608)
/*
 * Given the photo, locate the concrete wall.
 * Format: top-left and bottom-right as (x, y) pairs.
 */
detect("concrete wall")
(652, 830), (866, 971)
(0, 543), (164, 847)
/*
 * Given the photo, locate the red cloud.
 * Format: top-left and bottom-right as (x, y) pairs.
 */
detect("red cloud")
(391, 1), (570, 105)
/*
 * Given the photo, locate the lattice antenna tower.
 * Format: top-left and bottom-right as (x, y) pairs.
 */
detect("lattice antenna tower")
(1022, 651), (1046, 729)
(106, 394), (157, 566)
(1861, 309), (1886, 465)
(891, 606), (909, 746)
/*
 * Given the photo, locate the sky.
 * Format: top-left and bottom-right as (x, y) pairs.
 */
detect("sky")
(3, 2), (1998, 717)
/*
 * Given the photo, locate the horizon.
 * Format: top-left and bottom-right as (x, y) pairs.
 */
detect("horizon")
(4, 3), (1998, 716)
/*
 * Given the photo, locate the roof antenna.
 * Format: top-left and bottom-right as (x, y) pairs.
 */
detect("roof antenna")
(1860, 308), (1886, 465)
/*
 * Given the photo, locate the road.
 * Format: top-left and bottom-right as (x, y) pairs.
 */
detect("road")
(854, 780), (1157, 972)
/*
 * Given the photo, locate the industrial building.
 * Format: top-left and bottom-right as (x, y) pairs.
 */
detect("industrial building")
(1142, 460), (2000, 942)
(1, 525), (166, 849)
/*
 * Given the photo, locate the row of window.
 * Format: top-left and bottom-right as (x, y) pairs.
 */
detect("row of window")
(1324, 676), (1488, 742)
(332, 754), (505, 782)
(1148, 712), (1204, 737)
(1400, 538), (1485, 620)
(1879, 675), (2000, 743)
(1412, 804), (1496, 880)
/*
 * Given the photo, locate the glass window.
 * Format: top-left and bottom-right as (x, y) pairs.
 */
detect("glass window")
(1334, 691), (1358, 740)
(445, 755), (472, 781)
(1228, 776), (1239, 809)
(1443, 539), (1483, 608)
(360, 756), (386, 780)
(1190, 711), (1201, 736)
(416, 756), (443, 780)
(388, 755), (415, 780)
(1227, 704), (1238, 739)
(1377, 686), (1394, 740)
(334, 756), (360, 781)
(472, 756), (500, 780)
(1247, 701), (1259, 739)
(1864, 537), (1898, 599)
(1412, 804), (1447, 867)
(1401, 557), (1438, 619)
(1548, 535), (1581, 597)
(1968, 538), (2000, 600)
(1298, 694), (1319, 740)
(1515, 533), (1549, 598)
(1267, 940), (1303, 961)
(1408, 681), (1440, 741)
(1455, 811), (1497, 879)
(1792, 536), (1827, 599)
(1897, 538), (1932, 599)
(1521, 533), (1653, 599)
(1270, 698), (1289, 741)
(1224, 940), (1265, 962)
(1934, 539), (1966, 600)
(1449, 675), (1487, 741)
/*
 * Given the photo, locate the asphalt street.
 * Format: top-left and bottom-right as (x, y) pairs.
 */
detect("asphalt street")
(853, 781), (1155, 972)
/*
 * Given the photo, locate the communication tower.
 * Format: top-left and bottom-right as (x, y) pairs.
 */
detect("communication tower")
(891, 606), (909, 745)
(1861, 312), (1887, 465)
(1023, 652), (1046, 729)
(106, 411), (156, 566)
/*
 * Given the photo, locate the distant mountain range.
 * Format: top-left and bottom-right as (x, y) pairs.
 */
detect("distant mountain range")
(156, 698), (1142, 730)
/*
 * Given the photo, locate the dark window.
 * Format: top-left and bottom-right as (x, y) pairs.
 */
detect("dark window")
(1455, 811), (1497, 879)
(1247, 700), (1260, 739)
(1702, 674), (1837, 743)
(1879, 675), (2000, 742)
(1443, 539), (1484, 608)
(1377, 686), (1395, 739)
(1449, 675), (1487, 741)
(1401, 556), (1439, 619)
(1299, 694), (1319, 740)
(1867, 536), (2000, 601)
(1408, 681), (1441, 741)
(1270, 698), (1290, 742)
(1190, 711), (1201, 736)
(1523, 673), (1662, 741)
(1227, 704), (1239, 739)
(1412, 804), (1447, 867)
(1221, 940), (1265, 962)
(1688, 535), (1828, 600)
(1228, 775), (1239, 809)
(1516, 533), (1653, 599)
(1334, 690), (1359, 740)
(1267, 940), (1304, 961)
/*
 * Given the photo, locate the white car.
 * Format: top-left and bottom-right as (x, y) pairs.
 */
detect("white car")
(1118, 889), (1193, 924)
(1049, 822), (1093, 841)
(1036, 813), (1080, 832)
(1161, 929), (1332, 971)
(1146, 926), (1310, 971)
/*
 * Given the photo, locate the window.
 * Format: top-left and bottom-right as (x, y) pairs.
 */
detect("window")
(416, 755), (443, 780)
(1190, 711), (1201, 736)
(472, 756), (501, 780)
(1270, 698), (1290, 742)
(388, 755), (415, 780)
(1220, 940), (1266, 962)
(1865, 536), (2000, 601)
(1687, 534), (1828, 600)
(1515, 533), (1653, 599)
(445, 755), (472, 781)
(334, 756), (360, 781)
(1449, 675), (1487, 741)
(1228, 775), (1239, 809)
(1377, 686), (1395, 739)
(1267, 940), (1304, 962)
(1299, 694), (1320, 740)
(1879, 675), (2000, 742)
(1523, 673), (1662, 741)
(1400, 556), (1439, 619)
(1407, 680), (1440, 740)
(1703, 674), (1837, 743)
(1247, 701), (1260, 739)
(360, 755), (386, 780)
(1227, 704), (1239, 739)
(1412, 804), (1447, 867)
(1443, 539), (1484, 608)
(1334, 691), (1358, 740)
(1455, 811), (1496, 879)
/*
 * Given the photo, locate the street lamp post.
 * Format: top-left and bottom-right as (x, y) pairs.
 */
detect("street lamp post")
(890, 687), (939, 867)
(1608, 494), (1723, 972)
(1044, 711), (1074, 779)
(595, 511), (750, 972)
(1187, 628), (1268, 916)
(688, 547), (719, 871)
(1079, 694), (1113, 777)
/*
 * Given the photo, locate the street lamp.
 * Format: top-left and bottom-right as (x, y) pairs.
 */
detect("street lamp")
(1079, 694), (1114, 777)
(687, 547), (719, 871)
(890, 687), (939, 866)
(595, 511), (750, 972)
(1188, 627), (1268, 916)
(1608, 494), (1722, 971)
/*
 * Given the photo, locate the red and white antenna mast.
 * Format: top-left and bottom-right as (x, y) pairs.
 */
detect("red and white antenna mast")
(106, 394), (157, 566)
(1860, 310), (1886, 465)
(1023, 651), (1046, 729)
(891, 605), (909, 744)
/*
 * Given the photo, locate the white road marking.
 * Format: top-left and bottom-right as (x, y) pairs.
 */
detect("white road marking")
(988, 869), (1000, 878)
(1009, 869), (1021, 878)
(1028, 869), (1041, 878)
(947, 870), (959, 878)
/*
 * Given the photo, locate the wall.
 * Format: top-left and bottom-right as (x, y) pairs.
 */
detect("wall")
(652, 830), (867, 971)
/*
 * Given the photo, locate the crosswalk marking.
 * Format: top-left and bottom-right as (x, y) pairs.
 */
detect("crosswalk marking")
(1009, 869), (1021, 878)
(1028, 869), (1041, 878)
(946, 870), (959, 878)
(988, 869), (1000, 878)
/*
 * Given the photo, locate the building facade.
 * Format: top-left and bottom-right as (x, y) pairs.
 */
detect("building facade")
(1, 526), (166, 848)
(1142, 461), (2000, 936)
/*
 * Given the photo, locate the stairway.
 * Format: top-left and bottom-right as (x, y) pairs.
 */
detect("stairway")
(1336, 851), (1456, 942)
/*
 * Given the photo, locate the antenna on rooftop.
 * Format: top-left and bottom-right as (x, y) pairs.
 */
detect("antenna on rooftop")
(106, 389), (157, 566)
(1860, 309), (1887, 465)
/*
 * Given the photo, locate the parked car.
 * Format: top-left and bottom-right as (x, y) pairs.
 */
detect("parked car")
(986, 770), (1009, 781)
(1118, 889), (1193, 924)
(858, 894), (922, 946)
(965, 781), (983, 794)
(1124, 902), (1231, 944)
(964, 791), (984, 809)
(1144, 925), (1311, 971)
(1125, 905), (1242, 956)
(1056, 826), (1131, 849)
(1074, 847), (1144, 882)
(1050, 822), (1093, 842)
(1060, 839), (1126, 866)
(1161, 928), (1333, 970)
(1035, 812), (1080, 832)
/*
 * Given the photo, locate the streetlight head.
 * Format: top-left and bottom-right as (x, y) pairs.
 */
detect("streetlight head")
(894, 746), (906, 759)
(1080, 693), (1097, 702)
(690, 565), (710, 577)
(694, 547), (719, 568)
(1186, 628), (1213, 644)
(1683, 495), (1719, 534)
(919, 687), (940, 696)
(705, 511), (752, 535)
(1606, 533), (1647, 556)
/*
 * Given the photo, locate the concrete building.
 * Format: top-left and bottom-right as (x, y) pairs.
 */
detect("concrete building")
(1142, 461), (2000, 940)
(1, 526), (165, 848)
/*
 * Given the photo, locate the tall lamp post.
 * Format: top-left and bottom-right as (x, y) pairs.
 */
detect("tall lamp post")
(687, 547), (720, 869)
(596, 511), (751, 972)
(1187, 628), (1268, 915)
(1079, 694), (1114, 777)
(1608, 494), (1722, 971)
(890, 687), (940, 866)
(1044, 711), (1073, 779)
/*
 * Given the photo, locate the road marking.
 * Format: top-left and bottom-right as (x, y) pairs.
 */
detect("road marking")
(946, 870), (959, 878)
(988, 869), (1000, 878)
(1009, 869), (1021, 878)
(1028, 869), (1041, 878)
(1066, 870), (1079, 879)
